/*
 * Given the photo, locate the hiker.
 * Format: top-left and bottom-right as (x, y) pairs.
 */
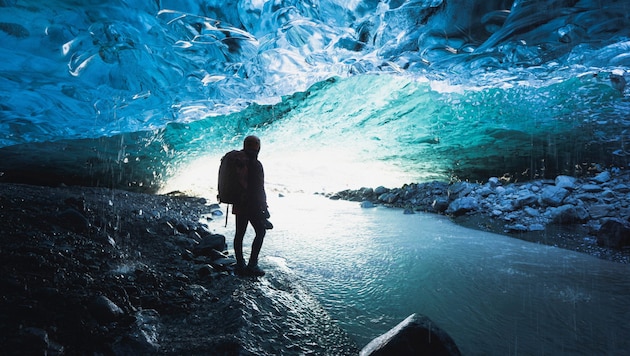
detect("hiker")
(233, 135), (269, 276)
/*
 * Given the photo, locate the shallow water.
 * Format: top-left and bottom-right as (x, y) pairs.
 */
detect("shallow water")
(210, 193), (630, 355)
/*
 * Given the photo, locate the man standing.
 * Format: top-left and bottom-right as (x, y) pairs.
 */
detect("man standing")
(233, 135), (269, 276)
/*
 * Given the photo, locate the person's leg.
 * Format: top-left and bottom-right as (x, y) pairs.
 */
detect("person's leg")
(234, 213), (248, 269)
(247, 219), (267, 274)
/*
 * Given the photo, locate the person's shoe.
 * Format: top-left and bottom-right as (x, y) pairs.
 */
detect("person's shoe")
(234, 262), (247, 276)
(246, 264), (265, 277)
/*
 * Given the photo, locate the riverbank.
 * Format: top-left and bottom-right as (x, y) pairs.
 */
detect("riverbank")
(328, 169), (630, 264)
(2, 168), (628, 354)
(0, 183), (358, 355)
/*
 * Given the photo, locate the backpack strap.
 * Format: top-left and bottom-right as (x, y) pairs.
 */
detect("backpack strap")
(224, 203), (230, 228)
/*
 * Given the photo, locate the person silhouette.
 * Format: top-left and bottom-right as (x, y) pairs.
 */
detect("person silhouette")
(232, 135), (270, 276)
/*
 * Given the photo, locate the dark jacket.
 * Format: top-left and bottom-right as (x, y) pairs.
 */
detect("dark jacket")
(234, 150), (267, 217)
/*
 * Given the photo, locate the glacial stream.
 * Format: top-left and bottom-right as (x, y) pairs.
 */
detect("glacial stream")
(210, 193), (630, 355)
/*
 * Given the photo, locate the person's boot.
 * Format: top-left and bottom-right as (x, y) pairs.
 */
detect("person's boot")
(234, 261), (247, 276)
(246, 263), (265, 277)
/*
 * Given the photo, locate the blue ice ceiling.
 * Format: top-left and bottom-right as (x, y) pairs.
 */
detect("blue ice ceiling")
(0, 0), (629, 192)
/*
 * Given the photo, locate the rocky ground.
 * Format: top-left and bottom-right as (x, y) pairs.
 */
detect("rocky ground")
(329, 169), (630, 264)
(2, 168), (629, 354)
(0, 183), (358, 355)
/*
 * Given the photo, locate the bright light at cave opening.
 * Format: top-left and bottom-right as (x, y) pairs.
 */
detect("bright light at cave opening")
(263, 146), (410, 194)
(158, 155), (221, 199)
(158, 147), (411, 202)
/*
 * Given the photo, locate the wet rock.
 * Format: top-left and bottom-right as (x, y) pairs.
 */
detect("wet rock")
(210, 257), (237, 271)
(112, 309), (160, 355)
(588, 204), (614, 220)
(555, 175), (577, 189)
(597, 218), (630, 249)
(197, 264), (215, 277)
(432, 198), (449, 213)
(592, 171), (611, 184)
(548, 204), (589, 225)
(374, 186), (389, 195)
(57, 208), (90, 232)
(20, 327), (49, 354)
(541, 186), (569, 207)
(360, 313), (461, 356)
(581, 184), (604, 193)
(90, 295), (125, 324)
(361, 200), (376, 208)
(487, 177), (501, 187)
(192, 234), (227, 257)
(448, 182), (475, 199)
(378, 192), (400, 204)
(513, 191), (538, 209)
(446, 197), (478, 216)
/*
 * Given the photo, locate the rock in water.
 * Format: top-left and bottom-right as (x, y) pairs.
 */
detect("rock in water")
(597, 218), (630, 249)
(360, 313), (461, 356)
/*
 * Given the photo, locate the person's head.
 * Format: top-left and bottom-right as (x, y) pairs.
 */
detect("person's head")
(243, 135), (261, 154)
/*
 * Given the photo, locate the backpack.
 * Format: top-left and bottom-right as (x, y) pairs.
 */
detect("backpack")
(217, 150), (249, 205)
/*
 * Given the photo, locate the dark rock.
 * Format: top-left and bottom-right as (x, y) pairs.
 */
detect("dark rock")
(432, 198), (449, 213)
(374, 186), (389, 195)
(112, 309), (160, 355)
(597, 218), (630, 249)
(555, 175), (577, 189)
(192, 234), (227, 257)
(57, 208), (90, 232)
(513, 192), (538, 208)
(549, 204), (589, 225)
(588, 204), (613, 219)
(541, 186), (569, 207)
(446, 197), (478, 216)
(487, 177), (500, 187)
(361, 187), (374, 197)
(448, 182), (474, 199)
(197, 264), (215, 277)
(90, 295), (125, 324)
(361, 200), (376, 208)
(581, 184), (604, 193)
(592, 171), (611, 184)
(378, 192), (399, 204)
(20, 327), (49, 354)
(211, 257), (237, 271)
(360, 313), (461, 356)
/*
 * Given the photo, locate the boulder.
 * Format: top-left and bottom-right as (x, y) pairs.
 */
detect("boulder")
(432, 198), (450, 213)
(597, 218), (630, 249)
(555, 175), (577, 189)
(446, 197), (478, 216)
(592, 171), (611, 184)
(361, 200), (376, 208)
(192, 234), (227, 257)
(549, 204), (589, 224)
(374, 186), (389, 195)
(513, 192), (538, 209)
(540, 186), (569, 207)
(89, 295), (125, 324)
(448, 182), (474, 199)
(360, 313), (461, 356)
